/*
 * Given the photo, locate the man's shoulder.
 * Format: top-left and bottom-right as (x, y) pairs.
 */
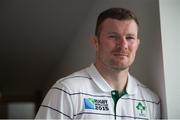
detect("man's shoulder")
(53, 67), (93, 91)
(60, 67), (91, 82)
(138, 83), (159, 102)
(130, 75), (160, 103)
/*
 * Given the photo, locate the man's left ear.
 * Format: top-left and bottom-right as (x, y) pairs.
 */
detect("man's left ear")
(137, 38), (140, 48)
(91, 36), (99, 50)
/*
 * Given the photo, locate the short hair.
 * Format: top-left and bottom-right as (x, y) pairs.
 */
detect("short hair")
(95, 8), (139, 37)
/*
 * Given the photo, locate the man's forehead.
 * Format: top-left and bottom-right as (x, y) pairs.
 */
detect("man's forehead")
(101, 19), (138, 33)
(102, 18), (137, 24)
(107, 32), (136, 36)
(101, 19), (138, 29)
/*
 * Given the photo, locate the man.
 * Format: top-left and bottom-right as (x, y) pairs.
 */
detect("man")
(35, 8), (160, 119)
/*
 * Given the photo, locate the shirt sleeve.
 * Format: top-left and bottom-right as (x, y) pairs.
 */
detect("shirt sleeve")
(35, 82), (74, 119)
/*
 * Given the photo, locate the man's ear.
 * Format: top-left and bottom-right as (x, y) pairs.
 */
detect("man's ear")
(135, 38), (140, 51)
(91, 36), (99, 50)
(137, 38), (140, 48)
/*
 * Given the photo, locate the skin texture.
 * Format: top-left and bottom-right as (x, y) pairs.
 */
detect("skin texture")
(92, 18), (140, 91)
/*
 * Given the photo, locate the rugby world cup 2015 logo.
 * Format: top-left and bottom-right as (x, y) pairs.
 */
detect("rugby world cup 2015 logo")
(84, 98), (109, 111)
(84, 98), (95, 109)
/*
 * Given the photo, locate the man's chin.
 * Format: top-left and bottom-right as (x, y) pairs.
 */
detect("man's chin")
(110, 64), (129, 71)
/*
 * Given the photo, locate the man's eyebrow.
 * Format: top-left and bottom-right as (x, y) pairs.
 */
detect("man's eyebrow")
(107, 32), (136, 36)
(126, 33), (137, 37)
(107, 32), (119, 35)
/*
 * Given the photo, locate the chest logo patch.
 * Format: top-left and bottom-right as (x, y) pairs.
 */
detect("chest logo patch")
(84, 98), (109, 111)
(136, 102), (146, 117)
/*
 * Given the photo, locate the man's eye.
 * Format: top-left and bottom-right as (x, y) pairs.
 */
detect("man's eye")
(126, 36), (135, 40)
(109, 35), (116, 38)
(109, 35), (118, 39)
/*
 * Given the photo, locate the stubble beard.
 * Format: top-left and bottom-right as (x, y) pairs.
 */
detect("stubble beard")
(99, 57), (130, 73)
(109, 60), (130, 72)
(108, 53), (136, 72)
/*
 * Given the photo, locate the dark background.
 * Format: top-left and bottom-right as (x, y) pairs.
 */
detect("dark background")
(0, 0), (95, 118)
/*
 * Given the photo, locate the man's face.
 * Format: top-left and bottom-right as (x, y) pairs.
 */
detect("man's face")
(93, 18), (140, 71)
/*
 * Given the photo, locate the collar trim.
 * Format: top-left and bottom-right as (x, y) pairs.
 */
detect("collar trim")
(86, 64), (113, 92)
(87, 64), (138, 95)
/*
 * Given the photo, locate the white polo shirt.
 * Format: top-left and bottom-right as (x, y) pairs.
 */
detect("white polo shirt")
(35, 64), (160, 120)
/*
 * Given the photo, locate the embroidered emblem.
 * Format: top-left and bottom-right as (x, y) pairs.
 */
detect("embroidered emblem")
(136, 102), (146, 117)
(84, 98), (109, 111)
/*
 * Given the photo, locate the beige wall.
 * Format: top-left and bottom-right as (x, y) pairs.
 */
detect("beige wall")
(159, 0), (180, 118)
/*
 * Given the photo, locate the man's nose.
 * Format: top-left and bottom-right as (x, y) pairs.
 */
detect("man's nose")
(116, 38), (128, 49)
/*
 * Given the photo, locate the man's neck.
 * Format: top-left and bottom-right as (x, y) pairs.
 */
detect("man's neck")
(95, 62), (128, 92)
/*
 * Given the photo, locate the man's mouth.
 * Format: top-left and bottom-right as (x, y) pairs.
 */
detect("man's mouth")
(113, 52), (128, 57)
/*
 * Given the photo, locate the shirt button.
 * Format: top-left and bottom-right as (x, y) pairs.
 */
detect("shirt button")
(112, 91), (116, 95)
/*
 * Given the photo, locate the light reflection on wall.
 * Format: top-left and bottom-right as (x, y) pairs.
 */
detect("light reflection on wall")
(8, 102), (35, 119)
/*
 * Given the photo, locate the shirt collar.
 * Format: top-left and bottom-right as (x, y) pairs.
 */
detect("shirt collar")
(86, 64), (113, 92)
(86, 64), (138, 95)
